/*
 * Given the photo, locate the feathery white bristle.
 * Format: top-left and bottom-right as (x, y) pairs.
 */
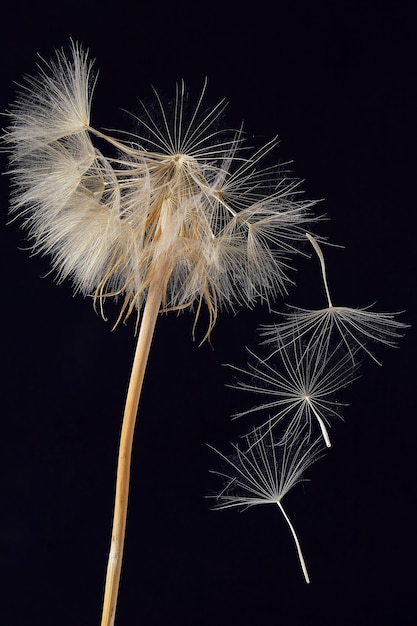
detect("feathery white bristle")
(4, 43), (318, 335)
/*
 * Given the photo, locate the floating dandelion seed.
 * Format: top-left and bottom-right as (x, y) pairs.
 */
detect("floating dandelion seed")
(209, 426), (325, 583)
(3, 42), (320, 626)
(228, 333), (359, 448)
(260, 233), (407, 365)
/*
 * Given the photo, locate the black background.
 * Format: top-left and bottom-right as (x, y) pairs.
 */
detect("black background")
(1, 2), (415, 625)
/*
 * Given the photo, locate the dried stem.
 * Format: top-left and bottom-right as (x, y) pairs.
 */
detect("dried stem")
(100, 263), (168, 626)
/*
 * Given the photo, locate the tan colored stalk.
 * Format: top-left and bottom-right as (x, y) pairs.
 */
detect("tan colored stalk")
(100, 263), (168, 626)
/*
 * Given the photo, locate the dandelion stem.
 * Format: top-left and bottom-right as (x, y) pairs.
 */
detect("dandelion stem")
(100, 263), (168, 626)
(276, 500), (310, 584)
(306, 232), (333, 308)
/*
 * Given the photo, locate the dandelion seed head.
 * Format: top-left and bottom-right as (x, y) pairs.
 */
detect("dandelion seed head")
(3, 43), (318, 338)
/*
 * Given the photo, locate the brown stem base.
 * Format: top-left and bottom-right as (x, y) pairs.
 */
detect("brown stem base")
(100, 271), (166, 626)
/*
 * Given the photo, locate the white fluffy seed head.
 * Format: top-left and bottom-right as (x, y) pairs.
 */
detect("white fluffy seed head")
(3, 43), (319, 337)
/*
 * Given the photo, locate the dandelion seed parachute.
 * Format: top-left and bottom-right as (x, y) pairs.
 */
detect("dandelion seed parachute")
(260, 233), (408, 365)
(227, 331), (360, 448)
(209, 426), (325, 582)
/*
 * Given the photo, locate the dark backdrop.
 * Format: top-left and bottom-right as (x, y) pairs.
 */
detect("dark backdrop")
(1, 2), (415, 625)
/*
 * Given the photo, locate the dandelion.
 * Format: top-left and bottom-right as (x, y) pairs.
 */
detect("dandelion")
(4, 43), (318, 335)
(260, 233), (407, 365)
(208, 426), (325, 583)
(228, 333), (359, 448)
(3, 42), (319, 626)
